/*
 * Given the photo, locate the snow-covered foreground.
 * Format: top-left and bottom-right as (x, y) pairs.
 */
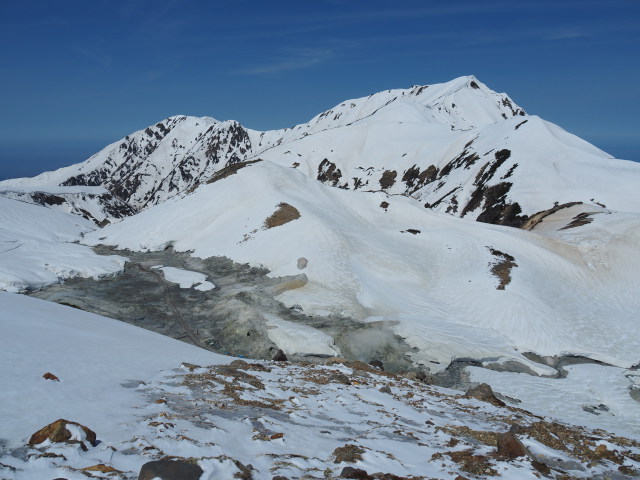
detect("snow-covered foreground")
(0, 197), (125, 293)
(467, 364), (640, 439)
(83, 160), (640, 374)
(1, 292), (639, 480)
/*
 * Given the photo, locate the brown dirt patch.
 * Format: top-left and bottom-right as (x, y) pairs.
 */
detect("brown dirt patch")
(560, 211), (602, 230)
(264, 203), (301, 229)
(333, 444), (366, 463)
(487, 248), (517, 290)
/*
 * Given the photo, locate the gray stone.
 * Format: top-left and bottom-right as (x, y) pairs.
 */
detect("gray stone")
(138, 459), (203, 480)
(464, 383), (505, 407)
(297, 257), (308, 270)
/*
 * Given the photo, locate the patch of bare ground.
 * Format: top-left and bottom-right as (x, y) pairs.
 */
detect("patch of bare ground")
(560, 211), (602, 230)
(181, 363), (285, 410)
(205, 159), (263, 185)
(264, 202), (301, 229)
(487, 248), (517, 290)
(520, 201), (582, 231)
(431, 449), (498, 476)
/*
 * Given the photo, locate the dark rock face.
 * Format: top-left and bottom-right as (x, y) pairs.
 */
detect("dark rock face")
(30, 192), (65, 206)
(464, 383), (505, 407)
(62, 117), (253, 212)
(379, 170), (397, 189)
(272, 349), (288, 361)
(458, 149), (528, 227)
(496, 431), (527, 458)
(318, 159), (343, 186)
(138, 459), (203, 480)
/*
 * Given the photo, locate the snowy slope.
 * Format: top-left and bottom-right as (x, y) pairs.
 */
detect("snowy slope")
(83, 159), (640, 373)
(2, 293), (638, 480)
(0, 197), (125, 292)
(4, 76), (639, 228)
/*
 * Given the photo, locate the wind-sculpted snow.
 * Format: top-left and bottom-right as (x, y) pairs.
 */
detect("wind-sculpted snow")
(83, 160), (640, 373)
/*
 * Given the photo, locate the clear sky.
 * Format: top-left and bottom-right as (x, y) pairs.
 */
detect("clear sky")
(1, 0), (639, 180)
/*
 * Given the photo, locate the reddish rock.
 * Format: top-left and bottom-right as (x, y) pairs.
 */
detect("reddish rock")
(496, 431), (526, 458)
(28, 419), (97, 447)
(42, 372), (60, 382)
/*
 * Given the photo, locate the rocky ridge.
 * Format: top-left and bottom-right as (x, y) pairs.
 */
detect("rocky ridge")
(4, 75), (633, 229)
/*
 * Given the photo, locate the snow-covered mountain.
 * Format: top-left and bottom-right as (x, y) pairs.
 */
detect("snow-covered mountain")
(2, 75), (640, 477)
(4, 76), (638, 226)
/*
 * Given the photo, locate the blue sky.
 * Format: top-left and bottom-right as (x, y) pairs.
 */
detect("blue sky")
(1, 0), (639, 180)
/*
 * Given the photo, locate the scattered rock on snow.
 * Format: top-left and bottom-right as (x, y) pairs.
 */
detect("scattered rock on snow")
(329, 372), (352, 385)
(297, 257), (308, 269)
(28, 419), (97, 448)
(138, 459), (203, 480)
(379, 385), (392, 394)
(464, 383), (506, 407)
(333, 444), (365, 463)
(42, 372), (60, 381)
(180, 362), (201, 372)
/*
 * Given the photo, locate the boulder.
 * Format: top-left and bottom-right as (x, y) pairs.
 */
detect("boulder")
(464, 383), (505, 407)
(28, 419), (97, 448)
(138, 459), (203, 480)
(369, 360), (384, 371)
(329, 372), (351, 385)
(272, 349), (288, 361)
(496, 431), (527, 458)
(340, 466), (373, 479)
(42, 372), (60, 381)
